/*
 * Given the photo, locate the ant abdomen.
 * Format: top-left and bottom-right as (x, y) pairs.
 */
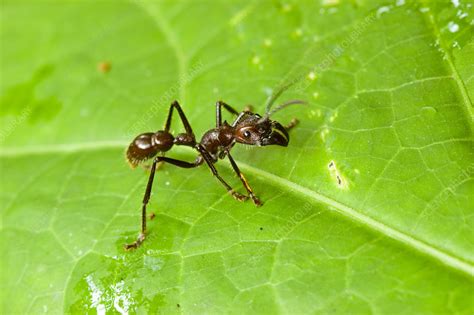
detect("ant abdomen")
(126, 131), (174, 168)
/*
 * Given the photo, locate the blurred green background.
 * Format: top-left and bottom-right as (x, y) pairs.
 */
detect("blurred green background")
(1, 0), (473, 314)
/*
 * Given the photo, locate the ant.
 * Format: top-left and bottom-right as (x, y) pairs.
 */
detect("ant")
(124, 89), (304, 250)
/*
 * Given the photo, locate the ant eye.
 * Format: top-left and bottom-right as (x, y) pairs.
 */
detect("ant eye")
(243, 130), (251, 138)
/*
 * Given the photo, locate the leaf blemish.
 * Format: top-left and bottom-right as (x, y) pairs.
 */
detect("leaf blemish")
(85, 275), (106, 314)
(307, 71), (316, 81)
(320, 127), (330, 142)
(328, 160), (348, 189)
(97, 61), (111, 73)
(293, 28), (303, 38)
(420, 106), (437, 119)
(376, 5), (392, 18)
(322, 0), (340, 7)
(281, 3), (292, 13)
(252, 55), (260, 64)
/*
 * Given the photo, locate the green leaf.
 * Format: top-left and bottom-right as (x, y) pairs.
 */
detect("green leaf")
(1, 0), (473, 314)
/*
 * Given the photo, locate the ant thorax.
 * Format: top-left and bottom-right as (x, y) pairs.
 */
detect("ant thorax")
(199, 123), (234, 157)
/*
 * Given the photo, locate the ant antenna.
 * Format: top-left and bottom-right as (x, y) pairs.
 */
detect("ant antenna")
(266, 99), (306, 117)
(263, 82), (293, 116)
(263, 80), (306, 119)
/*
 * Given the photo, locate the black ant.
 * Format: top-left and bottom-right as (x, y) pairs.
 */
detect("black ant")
(124, 89), (304, 250)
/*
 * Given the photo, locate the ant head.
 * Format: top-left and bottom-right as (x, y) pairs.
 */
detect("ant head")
(234, 112), (289, 147)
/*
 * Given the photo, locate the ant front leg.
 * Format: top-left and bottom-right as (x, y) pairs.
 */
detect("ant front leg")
(124, 155), (202, 250)
(227, 152), (262, 206)
(196, 145), (248, 202)
(216, 101), (240, 127)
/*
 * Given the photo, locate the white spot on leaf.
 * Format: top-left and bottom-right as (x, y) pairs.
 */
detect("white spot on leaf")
(112, 281), (133, 315)
(85, 275), (134, 315)
(322, 0), (339, 6)
(376, 6), (391, 18)
(448, 21), (459, 32)
(144, 255), (164, 271)
(396, 0), (405, 6)
(86, 275), (105, 315)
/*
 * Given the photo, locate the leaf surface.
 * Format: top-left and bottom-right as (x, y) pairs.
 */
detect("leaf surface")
(1, 0), (473, 314)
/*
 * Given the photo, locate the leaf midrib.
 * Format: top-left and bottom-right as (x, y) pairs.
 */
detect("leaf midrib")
(1, 141), (472, 279)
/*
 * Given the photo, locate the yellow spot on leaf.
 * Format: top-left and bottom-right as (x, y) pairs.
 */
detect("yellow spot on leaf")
(320, 127), (330, 141)
(252, 55), (261, 65)
(282, 3), (292, 12)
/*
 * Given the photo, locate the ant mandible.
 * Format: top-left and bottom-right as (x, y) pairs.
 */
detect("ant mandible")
(124, 91), (304, 250)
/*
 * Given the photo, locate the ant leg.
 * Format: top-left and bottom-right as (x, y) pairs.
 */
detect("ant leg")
(216, 101), (240, 127)
(196, 145), (248, 202)
(124, 159), (158, 250)
(164, 101), (195, 138)
(227, 153), (262, 206)
(285, 118), (299, 131)
(124, 155), (202, 250)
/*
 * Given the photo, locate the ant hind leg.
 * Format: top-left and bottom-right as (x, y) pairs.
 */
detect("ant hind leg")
(124, 155), (202, 251)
